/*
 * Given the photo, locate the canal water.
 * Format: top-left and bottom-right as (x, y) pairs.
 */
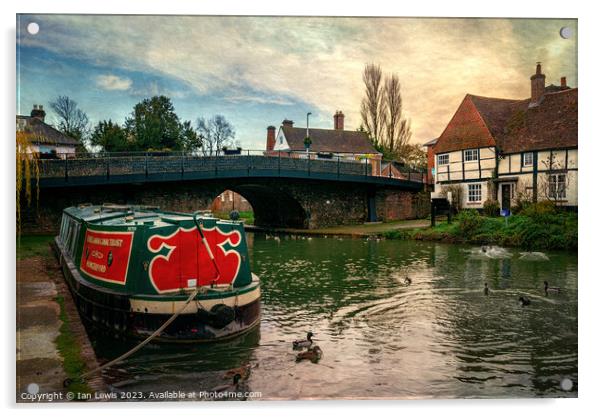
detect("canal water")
(95, 234), (578, 400)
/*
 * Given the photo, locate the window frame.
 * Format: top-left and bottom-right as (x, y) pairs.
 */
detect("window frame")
(464, 149), (479, 162)
(548, 173), (567, 200)
(467, 183), (482, 203)
(437, 153), (449, 166)
(522, 152), (534, 167)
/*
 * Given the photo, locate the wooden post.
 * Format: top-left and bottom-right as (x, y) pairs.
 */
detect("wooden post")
(431, 203), (436, 227)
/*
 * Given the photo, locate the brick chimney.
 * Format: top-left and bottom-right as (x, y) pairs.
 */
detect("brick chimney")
(530, 62), (546, 106)
(282, 119), (293, 128)
(266, 126), (276, 151)
(334, 110), (344, 130)
(30, 104), (46, 122)
(561, 76), (567, 88)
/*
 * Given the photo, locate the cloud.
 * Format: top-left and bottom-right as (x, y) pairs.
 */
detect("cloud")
(19, 15), (577, 143)
(95, 74), (132, 91)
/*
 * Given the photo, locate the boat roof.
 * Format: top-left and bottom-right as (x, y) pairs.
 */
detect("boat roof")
(63, 204), (238, 228)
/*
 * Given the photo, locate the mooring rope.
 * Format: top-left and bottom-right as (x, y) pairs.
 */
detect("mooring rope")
(65, 288), (199, 387)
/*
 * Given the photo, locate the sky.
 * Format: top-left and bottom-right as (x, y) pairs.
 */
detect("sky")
(16, 15), (577, 149)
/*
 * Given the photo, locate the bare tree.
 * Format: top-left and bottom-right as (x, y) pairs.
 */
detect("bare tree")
(196, 115), (235, 156)
(537, 154), (572, 206)
(360, 63), (384, 146)
(382, 74), (412, 157)
(49, 96), (90, 143)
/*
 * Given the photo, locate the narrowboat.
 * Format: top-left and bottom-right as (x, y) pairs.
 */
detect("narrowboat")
(53, 204), (261, 342)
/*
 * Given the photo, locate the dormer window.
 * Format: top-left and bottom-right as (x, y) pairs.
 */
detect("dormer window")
(523, 152), (533, 167)
(464, 149), (478, 162)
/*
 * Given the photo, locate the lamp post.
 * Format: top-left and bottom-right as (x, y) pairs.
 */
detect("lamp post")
(305, 112), (312, 155)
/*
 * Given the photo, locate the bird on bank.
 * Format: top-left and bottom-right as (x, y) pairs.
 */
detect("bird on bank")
(293, 332), (314, 349)
(518, 296), (531, 307)
(403, 276), (412, 286)
(544, 281), (561, 296)
(484, 283), (490, 296)
(223, 364), (251, 381)
(296, 346), (323, 363)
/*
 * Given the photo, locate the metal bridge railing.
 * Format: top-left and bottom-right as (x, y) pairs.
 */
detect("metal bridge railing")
(35, 149), (426, 185)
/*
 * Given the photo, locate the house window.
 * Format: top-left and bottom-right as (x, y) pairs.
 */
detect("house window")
(549, 174), (567, 200)
(464, 149), (478, 162)
(437, 154), (449, 166)
(468, 183), (482, 202)
(279, 135), (283, 145)
(523, 152), (533, 167)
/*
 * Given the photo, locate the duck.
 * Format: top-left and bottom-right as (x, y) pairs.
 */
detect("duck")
(292, 331), (314, 349)
(481, 245), (488, 253)
(518, 296), (531, 307)
(223, 364), (251, 381)
(544, 281), (561, 296)
(484, 283), (489, 296)
(211, 373), (241, 393)
(403, 276), (412, 286)
(296, 346), (323, 363)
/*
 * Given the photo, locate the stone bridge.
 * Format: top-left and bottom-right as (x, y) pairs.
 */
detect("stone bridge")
(22, 153), (428, 232)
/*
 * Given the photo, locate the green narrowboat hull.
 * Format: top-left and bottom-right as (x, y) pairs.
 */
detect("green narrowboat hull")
(53, 204), (261, 342)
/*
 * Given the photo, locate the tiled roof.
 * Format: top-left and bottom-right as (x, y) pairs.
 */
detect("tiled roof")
(422, 137), (438, 147)
(16, 116), (80, 146)
(433, 88), (577, 154)
(496, 89), (577, 154)
(432, 95), (498, 154)
(282, 126), (379, 154)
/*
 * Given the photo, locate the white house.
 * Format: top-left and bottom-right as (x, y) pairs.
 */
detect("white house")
(17, 105), (79, 158)
(432, 63), (577, 211)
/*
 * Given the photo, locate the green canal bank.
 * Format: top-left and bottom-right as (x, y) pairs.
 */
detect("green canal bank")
(247, 208), (577, 251)
(16, 235), (105, 402)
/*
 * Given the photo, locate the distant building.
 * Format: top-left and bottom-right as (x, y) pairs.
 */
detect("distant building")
(422, 137), (438, 187)
(212, 190), (252, 213)
(16, 104), (79, 158)
(265, 110), (382, 174)
(432, 63), (577, 210)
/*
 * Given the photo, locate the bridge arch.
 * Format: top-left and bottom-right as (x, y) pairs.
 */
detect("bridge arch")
(212, 184), (307, 229)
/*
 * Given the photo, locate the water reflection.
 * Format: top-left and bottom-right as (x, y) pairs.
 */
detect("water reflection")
(92, 235), (577, 400)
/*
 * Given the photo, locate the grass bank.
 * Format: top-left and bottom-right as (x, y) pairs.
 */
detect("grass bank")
(16, 234), (54, 259)
(213, 210), (254, 224)
(55, 295), (93, 396)
(381, 204), (577, 251)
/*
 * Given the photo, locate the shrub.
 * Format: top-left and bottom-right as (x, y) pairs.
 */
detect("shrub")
(483, 199), (500, 217)
(521, 200), (557, 221)
(456, 209), (483, 237)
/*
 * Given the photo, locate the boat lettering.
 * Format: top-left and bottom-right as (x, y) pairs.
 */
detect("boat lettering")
(80, 229), (134, 285)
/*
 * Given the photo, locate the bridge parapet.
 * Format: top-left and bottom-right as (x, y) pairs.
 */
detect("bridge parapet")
(36, 151), (425, 189)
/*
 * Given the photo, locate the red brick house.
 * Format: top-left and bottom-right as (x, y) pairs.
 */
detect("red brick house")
(422, 137), (438, 188)
(432, 63), (577, 210)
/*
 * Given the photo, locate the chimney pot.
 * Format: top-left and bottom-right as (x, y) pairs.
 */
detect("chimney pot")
(561, 77), (567, 87)
(30, 103), (46, 122)
(334, 110), (345, 130)
(530, 62), (546, 105)
(282, 119), (293, 128)
(266, 126), (276, 151)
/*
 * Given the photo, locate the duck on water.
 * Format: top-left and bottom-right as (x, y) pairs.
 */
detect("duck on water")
(292, 332), (314, 349)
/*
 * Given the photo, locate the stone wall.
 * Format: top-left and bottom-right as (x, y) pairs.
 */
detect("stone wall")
(20, 178), (425, 234)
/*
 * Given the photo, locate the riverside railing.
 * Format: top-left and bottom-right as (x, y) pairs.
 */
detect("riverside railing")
(36, 150), (426, 185)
